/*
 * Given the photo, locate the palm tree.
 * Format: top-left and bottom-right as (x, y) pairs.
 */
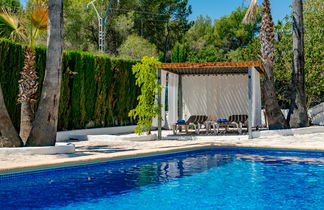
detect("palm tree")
(287, 0), (308, 127)
(0, 0), (62, 147)
(0, 1), (48, 142)
(26, 0), (63, 146)
(18, 0), (48, 142)
(244, 0), (287, 129)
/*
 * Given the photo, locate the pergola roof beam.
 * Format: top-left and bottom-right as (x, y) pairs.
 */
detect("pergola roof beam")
(160, 61), (264, 75)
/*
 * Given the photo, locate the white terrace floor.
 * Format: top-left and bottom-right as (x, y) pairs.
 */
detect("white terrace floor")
(0, 127), (323, 174)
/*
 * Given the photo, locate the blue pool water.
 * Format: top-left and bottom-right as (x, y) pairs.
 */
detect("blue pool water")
(1, 148), (323, 209)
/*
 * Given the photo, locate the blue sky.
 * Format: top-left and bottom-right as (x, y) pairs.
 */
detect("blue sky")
(188, 0), (291, 23)
(20, 0), (291, 23)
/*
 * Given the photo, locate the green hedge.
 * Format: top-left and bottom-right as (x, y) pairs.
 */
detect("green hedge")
(0, 39), (140, 131)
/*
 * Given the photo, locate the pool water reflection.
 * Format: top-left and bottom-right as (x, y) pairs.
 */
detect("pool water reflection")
(0, 148), (323, 209)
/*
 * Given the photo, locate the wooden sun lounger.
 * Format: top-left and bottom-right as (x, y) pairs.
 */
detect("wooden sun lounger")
(173, 115), (208, 135)
(208, 115), (248, 135)
(195, 115), (208, 134)
(227, 115), (248, 134)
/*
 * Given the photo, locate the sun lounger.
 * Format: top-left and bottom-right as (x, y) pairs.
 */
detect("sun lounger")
(172, 115), (208, 135)
(195, 115), (208, 134)
(204, 116), (217, 134)
(202, 115), (249, 135)
(173, 115), (197, 134)
(228, 115), (248, 134)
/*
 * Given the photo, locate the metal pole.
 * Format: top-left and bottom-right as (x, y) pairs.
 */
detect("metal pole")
(158, 68), (162, 140)
(98, 18), (104, 52)
(248, 67), (253, 139)
(87, 0), (116, 53)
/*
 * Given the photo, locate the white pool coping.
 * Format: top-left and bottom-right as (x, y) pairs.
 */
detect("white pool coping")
(0, 142), (75, 155)
(56, 125), (136, 142)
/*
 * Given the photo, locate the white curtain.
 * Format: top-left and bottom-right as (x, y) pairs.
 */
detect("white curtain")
(182, 75), (248, 120)
(167, 72), (179, 129)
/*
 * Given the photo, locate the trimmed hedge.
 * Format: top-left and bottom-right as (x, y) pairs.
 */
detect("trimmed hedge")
(0, 39), (140, 131)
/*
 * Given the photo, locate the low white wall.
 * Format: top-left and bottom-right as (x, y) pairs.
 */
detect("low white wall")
(0, 143), (75, 155)
(308, 102), (324, 117)
(56, 125), (137, 142)
(252, 126), (324, 138)
(87, 134), (157, 141)
(261, 107), (324, 126)
(311, 112), (324, 126)
(309, 103), (324, 125)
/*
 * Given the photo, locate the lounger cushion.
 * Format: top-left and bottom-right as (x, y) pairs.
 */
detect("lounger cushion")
(217, 119), (228, 123)
(177, 120), (186, 123)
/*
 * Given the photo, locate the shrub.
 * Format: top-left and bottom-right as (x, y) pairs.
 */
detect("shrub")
(0, 39), (140, 130)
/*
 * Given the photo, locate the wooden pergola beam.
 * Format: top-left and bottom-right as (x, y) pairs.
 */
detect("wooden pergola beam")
(161, 61), (264, 72)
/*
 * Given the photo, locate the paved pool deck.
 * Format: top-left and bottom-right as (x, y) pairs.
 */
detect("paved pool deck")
(0, 130), (323, 174)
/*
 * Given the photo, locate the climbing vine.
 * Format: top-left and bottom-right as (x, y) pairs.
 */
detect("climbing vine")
(129, 56), (162, 135)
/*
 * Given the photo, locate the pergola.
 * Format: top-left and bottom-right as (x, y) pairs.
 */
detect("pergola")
(156, 61), (264, 139)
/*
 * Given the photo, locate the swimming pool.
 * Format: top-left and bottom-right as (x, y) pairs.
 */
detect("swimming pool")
(1, 148), (323, 209)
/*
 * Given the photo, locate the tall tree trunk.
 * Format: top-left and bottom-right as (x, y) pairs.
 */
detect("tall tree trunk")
(18, 47), (38, 142)
(0, 84), (23, 147)
(19, 101), (34, 143)
(260, 0), (287, 129)
(26, 0), (63, 146)
(288, 0), (309, 128)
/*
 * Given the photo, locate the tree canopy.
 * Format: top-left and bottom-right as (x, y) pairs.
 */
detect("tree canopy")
(63, 0), (192, 59)
(0, 0), (322, 110)
(303, 0), (324, 107)
(118, 34), (159, 60)
(0, 0), (21, 12)
(175, 6), (261, 63)
(171, 2), (322, 108)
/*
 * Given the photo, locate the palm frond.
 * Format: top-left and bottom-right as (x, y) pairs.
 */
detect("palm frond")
(0, 7), (26, 41)
(31, 9), (48, 30)
(243, 0), (259, 24)
(27, 0), (48, 47)
(31, 0), (48, 31)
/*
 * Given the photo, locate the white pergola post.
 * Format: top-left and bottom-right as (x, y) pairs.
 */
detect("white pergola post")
(248, 67), (253, 139)
(158, 68), (162, 140)
(178, 75), (182, 120)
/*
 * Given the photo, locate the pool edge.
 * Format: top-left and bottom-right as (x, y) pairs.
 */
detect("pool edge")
(1, 143), (324, 175)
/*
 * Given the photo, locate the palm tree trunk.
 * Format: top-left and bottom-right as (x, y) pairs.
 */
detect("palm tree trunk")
(260, 0), (287, 129)
(26, 0), (63, 146)
(18, 47), (38, 142)
(19, 101), (34, 143)
(0, 84), (23, 147)
(288, 0), (308, 128)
